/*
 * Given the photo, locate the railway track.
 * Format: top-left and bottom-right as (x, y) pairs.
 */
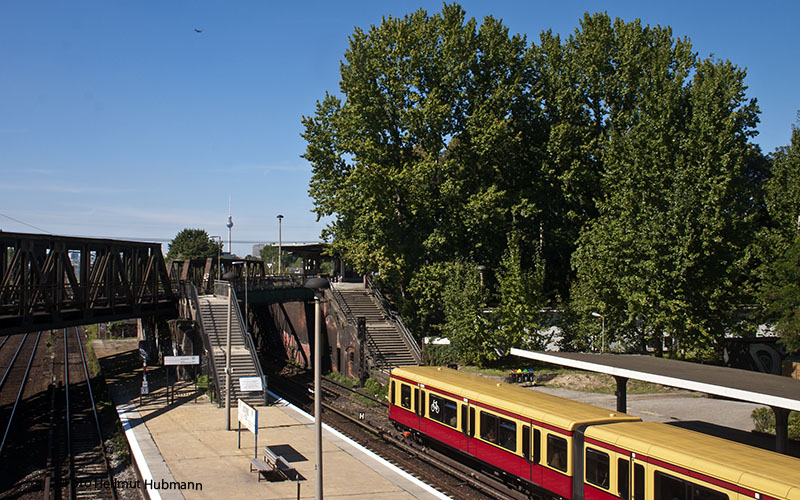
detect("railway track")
(57, 328), (118, 500)
(0, 329), (119, 500)
(270, 370), (532, 500)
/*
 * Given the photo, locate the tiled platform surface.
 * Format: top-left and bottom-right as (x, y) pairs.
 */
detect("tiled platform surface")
(93, 340), (449, 500)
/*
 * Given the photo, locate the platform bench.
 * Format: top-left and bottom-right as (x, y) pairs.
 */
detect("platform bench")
(249, 458), (271, 482)
(263, 447), (299, 481)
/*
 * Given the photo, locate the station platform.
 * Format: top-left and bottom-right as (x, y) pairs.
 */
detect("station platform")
(92, 340), (449, 500)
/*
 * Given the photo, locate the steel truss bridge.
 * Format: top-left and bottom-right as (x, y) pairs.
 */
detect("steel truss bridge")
(0, 232), (176, 335)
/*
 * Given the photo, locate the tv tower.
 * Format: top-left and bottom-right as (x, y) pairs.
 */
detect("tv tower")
(226, 196), (233, 255)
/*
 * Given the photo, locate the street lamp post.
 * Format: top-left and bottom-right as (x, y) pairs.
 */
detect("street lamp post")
(222, 271), (238, 430)
(211, 235), (222, 281)
(277, 215), (284, 275)
(591, 312), (606, 353)
(304, 277), (329, 500)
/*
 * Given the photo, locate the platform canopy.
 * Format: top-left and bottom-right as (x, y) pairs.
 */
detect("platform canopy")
(510, 348), (800, 454)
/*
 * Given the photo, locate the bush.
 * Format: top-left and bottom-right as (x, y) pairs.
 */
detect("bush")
(363, 377), (387, 400)
(424, 344), (458, 366)
(751, 407), (800, 439)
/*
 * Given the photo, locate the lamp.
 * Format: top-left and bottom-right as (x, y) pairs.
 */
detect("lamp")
(304, 277), (330, 500)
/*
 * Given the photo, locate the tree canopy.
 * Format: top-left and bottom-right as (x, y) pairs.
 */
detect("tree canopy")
(166, 228), (221, 261)
(302, 4), (782, 363)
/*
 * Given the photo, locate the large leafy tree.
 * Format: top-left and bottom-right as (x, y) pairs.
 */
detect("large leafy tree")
(760, 122), (800, 349)
(166, 229), (221, 261)
(302, 4), (544, 298)
(568, 16), (762, 354)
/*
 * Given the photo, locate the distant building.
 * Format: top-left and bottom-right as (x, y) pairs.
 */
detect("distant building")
(252, 243), (267, 257)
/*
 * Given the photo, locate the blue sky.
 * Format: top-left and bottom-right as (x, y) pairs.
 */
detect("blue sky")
(1, 1), (797, 257)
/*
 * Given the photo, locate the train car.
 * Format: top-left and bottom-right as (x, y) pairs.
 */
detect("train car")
(389, 366), (641, 499)
(583, 422), (800, 500)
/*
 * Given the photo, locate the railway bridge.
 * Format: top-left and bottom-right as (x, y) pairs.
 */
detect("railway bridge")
(0, 232), (176, 335)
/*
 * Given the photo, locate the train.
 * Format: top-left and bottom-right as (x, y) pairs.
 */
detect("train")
(388, 366), (800, 500)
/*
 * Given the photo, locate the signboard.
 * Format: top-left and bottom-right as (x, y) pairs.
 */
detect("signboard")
(238, 399), (258, 434)
(238, 376), (263, 392)
(141, 377), (149, 395)
(164, 355), (200, 366)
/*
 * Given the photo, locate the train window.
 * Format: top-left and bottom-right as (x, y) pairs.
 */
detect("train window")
(691, 483), (728, 500)
(618, 458), (630, 500)
(533, 429), (541, 463)
(461, 405), (467, 434)
(498, 417), (516, 452)
(428, 394), (457, 427)
(547, 434), (568, 472)
(655, 471), (687, 500)
(633, 464), (644, 500)
(480, 412), (498, 443)
(414, 388), (420, 415)
(585, 448), (610, 489)
(400, 384), (411, 410)
(390, 381), (395, 405)
(654, 471), (728, 500)
(421, 391), (427, 417)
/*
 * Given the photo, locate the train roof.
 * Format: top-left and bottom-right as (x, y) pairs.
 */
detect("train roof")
(585, 421), (800, 500)
(391, 366), (640, 432)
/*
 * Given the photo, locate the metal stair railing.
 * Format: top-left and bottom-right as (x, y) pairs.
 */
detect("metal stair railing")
(214, 281), (269, 406)
(365, 275), (422, 364)
(327, 280), (356, 325)
(326, 278), (392, 372)
(181, 281), (223, 406)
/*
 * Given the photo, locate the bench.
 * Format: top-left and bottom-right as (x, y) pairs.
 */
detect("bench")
(249, 458), (271, 482)
(262, 447), (299, 481)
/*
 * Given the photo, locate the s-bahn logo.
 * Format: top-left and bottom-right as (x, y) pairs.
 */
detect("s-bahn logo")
(430, 400), (440, 415)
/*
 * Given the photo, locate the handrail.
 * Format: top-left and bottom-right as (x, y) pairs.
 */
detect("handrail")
(182, 281), (223, 405)
(220, 281), (269, 406)
(327, 280), (356, 325)
(365, 275), (422, 364)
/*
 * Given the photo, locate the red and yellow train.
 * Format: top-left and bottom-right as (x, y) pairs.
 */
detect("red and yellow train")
(388, 366), (800, 500)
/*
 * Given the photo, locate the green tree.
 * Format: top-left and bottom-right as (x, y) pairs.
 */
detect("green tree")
(437, 260), (492, 365)
(259, 245), (302, 273)
(494, 230), (549, 351)
(569, 17), (761, 354)
(760, 121), (800, 349)
(166, 229), (221, 261)
(302, 4), (543, 300)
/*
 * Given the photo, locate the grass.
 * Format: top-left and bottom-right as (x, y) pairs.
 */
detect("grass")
(459, 365), (683, 395)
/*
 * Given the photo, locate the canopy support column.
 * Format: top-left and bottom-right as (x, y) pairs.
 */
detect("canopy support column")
(614, 376), (628, 414)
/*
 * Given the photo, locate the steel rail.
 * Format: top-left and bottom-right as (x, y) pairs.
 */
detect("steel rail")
(65, 329), (74, 500)
(0, 333), (29, 392)
(74, 327), (118, 500)
(0, 331), (42, 456)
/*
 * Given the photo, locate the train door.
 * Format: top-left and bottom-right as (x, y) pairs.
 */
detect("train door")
(520, 424), (533, 481)
(414, 386), (422, 428)
(530, 426), (542, 485)
(631, 457), (645, 500)
(618, 457), (630, 500)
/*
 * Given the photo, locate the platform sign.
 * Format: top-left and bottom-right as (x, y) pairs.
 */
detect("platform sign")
(238, 399), (258, 434)
(164, 355), (200, 366)
(237, 399), (259, 458)
(238, 376), (263, 392)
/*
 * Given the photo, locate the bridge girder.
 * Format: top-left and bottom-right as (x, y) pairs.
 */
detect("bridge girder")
(0, 232), (176, 335)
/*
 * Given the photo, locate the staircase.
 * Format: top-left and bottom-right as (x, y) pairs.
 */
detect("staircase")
(197, 294), (266, 406)
(334, 286), (420, 369)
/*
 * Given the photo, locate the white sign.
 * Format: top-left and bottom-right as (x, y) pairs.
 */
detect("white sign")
(164, 355), (200, 366)
(238, 376), (263, 392)
(238, 399), (258, 434)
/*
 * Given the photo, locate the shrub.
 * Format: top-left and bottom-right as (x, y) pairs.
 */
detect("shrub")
(751, 407), (800, 440)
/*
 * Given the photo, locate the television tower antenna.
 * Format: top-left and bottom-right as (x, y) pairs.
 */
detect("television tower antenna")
(226, 195), (234, 255)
